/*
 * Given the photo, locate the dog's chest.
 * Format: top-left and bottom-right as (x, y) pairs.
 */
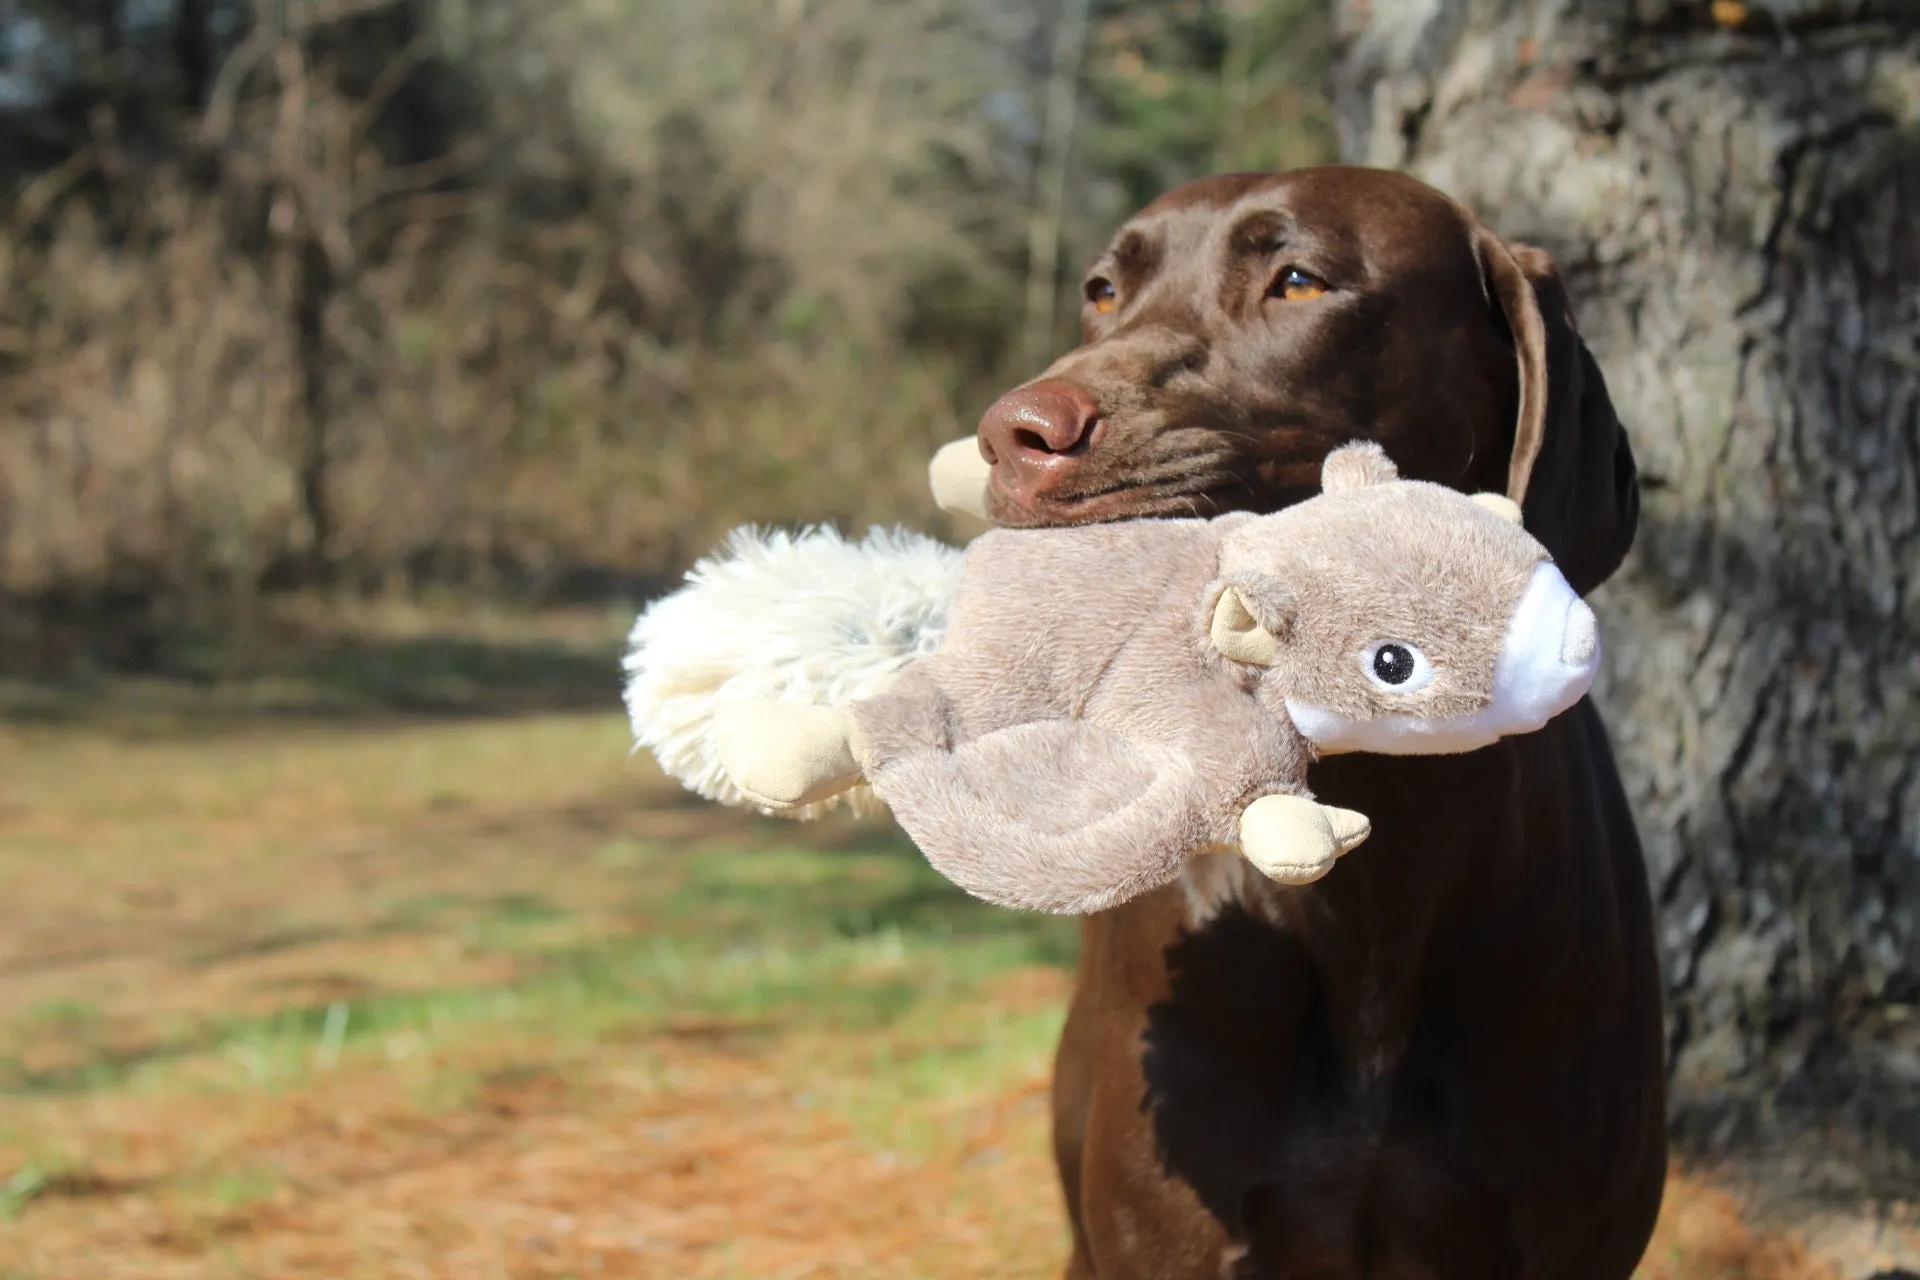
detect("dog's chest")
(1142, 894), (1517, 1277)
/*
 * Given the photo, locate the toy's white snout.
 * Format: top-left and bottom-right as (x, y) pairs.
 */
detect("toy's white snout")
(1495, 561), (1601, 735)
(1284, 562), (1601, 757)
(1561, 595), (1599, 667)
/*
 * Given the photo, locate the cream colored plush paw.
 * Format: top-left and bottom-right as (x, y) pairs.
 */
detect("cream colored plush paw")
(928, 437), (993, 519)
(1237, 794), (1372, 885)
(1320, 805), (1371, 853)
(714, 701), (863, 810)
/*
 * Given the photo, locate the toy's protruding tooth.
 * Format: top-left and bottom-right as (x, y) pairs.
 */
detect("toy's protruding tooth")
(1321, 806), (1372, 853)
(1562, 600), (1598, 667)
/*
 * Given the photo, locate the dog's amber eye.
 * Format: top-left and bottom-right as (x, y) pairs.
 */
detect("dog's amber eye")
(1085, 278), (1117, 313)
(1268, 267), (1328, 302)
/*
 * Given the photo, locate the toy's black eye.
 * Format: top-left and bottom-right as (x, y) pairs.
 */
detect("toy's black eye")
(1363, 640), (1432, 693)
(1085, 278), (1117, 313)
(1373, 644), (1415, 684)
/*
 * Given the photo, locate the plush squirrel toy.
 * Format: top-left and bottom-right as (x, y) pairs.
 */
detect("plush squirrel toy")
(625, 442), (1600, 915)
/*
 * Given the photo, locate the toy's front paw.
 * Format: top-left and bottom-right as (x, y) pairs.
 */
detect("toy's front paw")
(1237, 795), (1372, 886)
(714, 702), (863, 811)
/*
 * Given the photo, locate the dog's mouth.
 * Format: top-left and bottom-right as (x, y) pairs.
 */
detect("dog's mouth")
(951, 412), (1324, 528)
(983, 472), (1244, 527)
(981, 426), (1307, 527)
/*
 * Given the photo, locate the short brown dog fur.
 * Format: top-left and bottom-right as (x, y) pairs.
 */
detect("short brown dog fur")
(966, 167), (1665, 1279)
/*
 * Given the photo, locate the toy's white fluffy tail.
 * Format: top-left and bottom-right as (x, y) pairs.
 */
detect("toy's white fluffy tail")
(623, 524), (963, 819)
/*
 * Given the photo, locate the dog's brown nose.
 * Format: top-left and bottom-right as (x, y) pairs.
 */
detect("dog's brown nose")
(977, 378), (1102, 498)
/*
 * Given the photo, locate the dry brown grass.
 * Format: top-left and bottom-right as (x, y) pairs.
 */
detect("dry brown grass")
(7, 979), (1071, 1280)
(1640, 1177), (1842, 1280)
(0, 704), (1865, 1279)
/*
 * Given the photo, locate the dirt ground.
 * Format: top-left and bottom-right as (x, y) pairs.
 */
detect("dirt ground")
(0, 687), (1907, 1278)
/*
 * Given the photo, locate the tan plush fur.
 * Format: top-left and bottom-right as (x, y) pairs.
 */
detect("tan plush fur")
(849, 516), (1301, 914)
(720, 443), (1595, 915)
(1216, 457), (1546, 726)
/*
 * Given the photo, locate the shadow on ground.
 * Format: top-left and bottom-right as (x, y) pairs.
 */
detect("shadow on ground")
(0, 596), (637, 730)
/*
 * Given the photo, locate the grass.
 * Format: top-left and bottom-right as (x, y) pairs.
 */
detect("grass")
(0, 665), (1856, 1278)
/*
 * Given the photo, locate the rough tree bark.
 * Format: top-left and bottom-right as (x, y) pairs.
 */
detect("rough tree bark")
(1333, 0), (1920, 1194)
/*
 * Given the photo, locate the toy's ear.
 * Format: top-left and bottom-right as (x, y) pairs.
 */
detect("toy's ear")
(1321, 442), (1400, 492)
(1208, 580), (1294, 667)
(1471, 492), (1524, 524)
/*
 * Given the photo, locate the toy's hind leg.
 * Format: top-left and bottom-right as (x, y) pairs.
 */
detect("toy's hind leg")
(1237, 794), (1371, 885)
(867, 717), (1207, 914)
(714, 702), (864, 810)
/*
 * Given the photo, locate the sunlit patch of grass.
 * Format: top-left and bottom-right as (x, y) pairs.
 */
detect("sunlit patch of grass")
(124, 922), (1039, 1105)
(1, 1166), (48, 1221)
(0, 701), (1856, 1279)
(189, 1168), (285, 1215)
(0, 741), (1074, 1107)
(21, 1000), (99, 1027)
(251, 922), (1037, 1089)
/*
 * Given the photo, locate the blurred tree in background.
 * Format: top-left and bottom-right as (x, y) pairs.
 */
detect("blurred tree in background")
(0, 0), (1334, 671)
(1338, 0), (1920, 1198)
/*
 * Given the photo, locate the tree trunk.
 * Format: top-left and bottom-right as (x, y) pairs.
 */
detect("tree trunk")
(175, 0), (215, 110)
(292, 229), (335, 584)
(1333, 0), (1920, 1190)
(1022, 0), (1093, 368)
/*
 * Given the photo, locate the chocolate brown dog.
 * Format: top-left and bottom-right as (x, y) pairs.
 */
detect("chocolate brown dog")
(968, 167), (1666, 1279)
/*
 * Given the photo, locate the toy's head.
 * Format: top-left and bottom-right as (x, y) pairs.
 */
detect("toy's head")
(1205, 443), (1599, 756)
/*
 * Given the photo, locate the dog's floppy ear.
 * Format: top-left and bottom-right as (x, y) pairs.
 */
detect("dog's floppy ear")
(1475, 229), (1640, 596)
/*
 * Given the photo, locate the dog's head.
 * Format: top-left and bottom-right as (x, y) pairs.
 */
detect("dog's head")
(937, 165), (1637, 595)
